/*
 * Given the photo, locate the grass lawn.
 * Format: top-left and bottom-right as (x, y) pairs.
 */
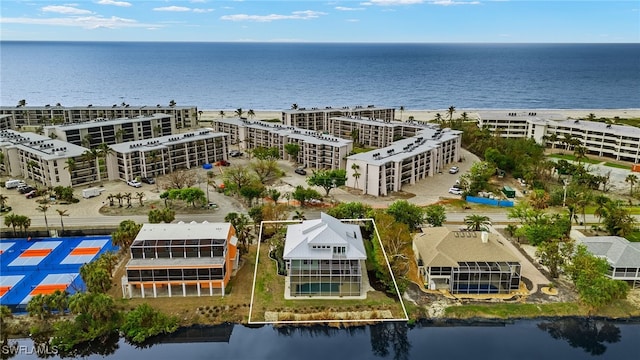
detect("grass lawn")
(547, 153), (601, 164)
(250, 243), (406, 322)
(444, 299), (640, 319)
(352, 146), (376, 154)
(604, 162), (632, 170)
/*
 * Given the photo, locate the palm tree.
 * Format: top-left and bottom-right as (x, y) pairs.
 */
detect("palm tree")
(586, 113), (596, 121)
(434, 113), (443, 124)
(399, 106), (404, 121)
(97, 143), (113, 182)
(4, 213), (18, 236)
(573, 145), (588, 164)
(37, 204), (50, 234)
(82, 134), (93, 148)
(593, 194), (610, 224)
(136, 192), (145, 206)
(198, 110), (203, 124)
(0, 194), (8, 209)
(115, 128), (124, 143)
(64, 158), (76, 179)
(447, 105), (456, 126)
(464, 214), (491, 231)
(625, 174), (638, 196)
(219, 110), (225, 119)
(26, 160), (38, 180)
(234, 108), (245, 118)
(169, 100), (176, 107)
(56, 209), (69, 235)
(248, 109), (255, 119)
(351, 163), (361, 188)
(291, 103), (298, 110)
(548, 133), (559, 149)
(18, 99), (27, 107)
(292, 210), (306, 221)
(124, 192), (132, 208)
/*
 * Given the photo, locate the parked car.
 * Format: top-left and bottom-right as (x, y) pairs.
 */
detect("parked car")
(449, 166), (460, 174)
(18, 186), (35, 194)
(127, 179), (142, 188)
(448, 187), (463, 195)
(25, 190), (38, 198)
(294, 167), (307, 175)
(141, 177), (155, 184)
(229, 150), (243, 157)
(216, 160), (231, 167)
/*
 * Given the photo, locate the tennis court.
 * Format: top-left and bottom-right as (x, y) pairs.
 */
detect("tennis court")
(0, 236), (116, 310)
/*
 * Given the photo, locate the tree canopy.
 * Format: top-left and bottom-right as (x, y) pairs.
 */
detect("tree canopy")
(306, 169), (347, 196)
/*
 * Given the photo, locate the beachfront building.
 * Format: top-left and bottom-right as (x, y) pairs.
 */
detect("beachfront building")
(577, 236), (640, 288)
(214, 118), (352, 170)
(122, 221), (239, 298)
(477, 111), (640, 164)
(43, 114), (174, 148)
(1, 104), (197, 129)
(413, 227), (522, 294)
(327, 116), (426, 148)
(0, 130), (94, 187)
(283, 213), (367, 298)
(106, 128), (229, 182)
(281, 105), (396, 130)
(529, 119), (640, 163)
(345, 127), (462, 196)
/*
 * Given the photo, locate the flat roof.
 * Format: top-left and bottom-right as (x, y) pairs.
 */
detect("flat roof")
(134, 222), (232, 242)
(413, 227), (519, 268)
(347, 128), (461, 165)
(0, 129), (88, 159)
(109, 128), (227, 154)
(281, 105), (394, 114)
(0, 105), (196, 111)
(44, 113), (171, 131)
(552, 119), (640, 137)
(216, 118), (352, 147)
(477, 110), (566, 121)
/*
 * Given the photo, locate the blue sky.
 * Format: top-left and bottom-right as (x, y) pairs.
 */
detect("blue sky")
(1, 1), (638, 42)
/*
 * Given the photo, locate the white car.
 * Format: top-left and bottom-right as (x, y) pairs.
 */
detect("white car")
(127, 179), (142, 188)
(448, 187), (463, 195)
(449, 166), (460, 174)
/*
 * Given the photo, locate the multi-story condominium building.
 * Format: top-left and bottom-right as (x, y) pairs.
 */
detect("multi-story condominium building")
(345, 127), (462, 196)
(0, 115), (13, 131)
(477, 111), (564, 139)
(106, 128), (229, 182)
(478, 111), (640, 163)
(214, 118), (352, 170)
(577, 236), (640, 288)
(0, 130), (94, 187)
(327, 116), (425, 148)
(413, 227), (522, 294)
(283, 213), (367, 298)
(281, 105), (395, 130)
(44, 114), (174, 148)
(122, 221), (239, 298)
(0, 104), (197, 129)
(529, 119), (640, 163)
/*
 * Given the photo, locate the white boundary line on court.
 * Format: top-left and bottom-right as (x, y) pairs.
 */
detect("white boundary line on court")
(248, 217), (409, 325)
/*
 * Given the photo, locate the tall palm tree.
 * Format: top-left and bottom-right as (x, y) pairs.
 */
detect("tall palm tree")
(82, 149), (100, 183)
(593, 194), (610, 224)
(447, 105), (456, 127)
(625, 174), (638, 196)
(247, 109), (255, 119)
(37, 204), (50, 234)
(115, 128), (124, 143)
(291, 104), (298, 110)
(64, 158), (76, 179)
(136, 192), (145, 206)
(97, 143), (113, 182)
(56, 209), (69, 235)
(573, 145), (588, 164)
(464, 214), (491, 231)
(219, 110), (225, 119)
(434, 113), (443, 125)
(0, 194), (8, 209)
(234, 108), (245, 118)
(82, 134), (93, 148)
(26, 160), (38, 181)
(351, 163), (361, 188)
(169, 100), (176, 107)
(399, 106), (404, 121)
(586, 113), (596, 121)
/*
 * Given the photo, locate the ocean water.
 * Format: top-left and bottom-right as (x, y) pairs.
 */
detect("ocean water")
(1, 42), (639, 110)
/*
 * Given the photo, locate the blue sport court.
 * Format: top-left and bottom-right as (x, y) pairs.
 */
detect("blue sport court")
(0, 236), (117, 311)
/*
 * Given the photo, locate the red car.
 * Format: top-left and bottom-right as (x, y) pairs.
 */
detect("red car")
(216, 160), (231, 167)
(25, 190), (38, 198)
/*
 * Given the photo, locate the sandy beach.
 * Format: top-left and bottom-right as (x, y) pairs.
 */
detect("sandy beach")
(199, 108), (640, 123)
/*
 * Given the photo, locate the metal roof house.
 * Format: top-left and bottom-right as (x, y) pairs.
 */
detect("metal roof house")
(283, 213), (367, 298)
(577, 236), (640, 288)
(122, 221), (239, 298)
(413, 227), (521, 294)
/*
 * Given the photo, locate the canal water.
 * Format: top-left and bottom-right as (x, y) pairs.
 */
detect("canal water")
(3, 318), (640, 359)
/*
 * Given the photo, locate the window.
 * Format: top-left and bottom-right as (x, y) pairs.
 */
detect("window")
(333, 246), (346, 254)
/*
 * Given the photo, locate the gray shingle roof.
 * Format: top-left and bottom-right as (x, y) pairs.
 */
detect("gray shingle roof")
(283, 213), (366, 260)
(578, 236), (640, 268)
